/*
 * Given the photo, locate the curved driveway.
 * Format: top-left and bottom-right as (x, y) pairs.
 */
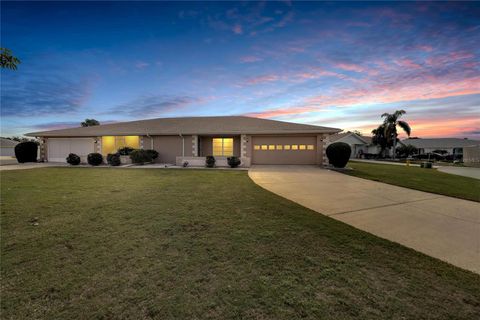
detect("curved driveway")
(249, 165), (480, 274)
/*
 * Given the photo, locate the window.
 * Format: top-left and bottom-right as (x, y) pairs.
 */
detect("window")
(307, 145), (315, 150)
(299, 145), (306, 150)
(254, 145), (260, 150)
(268, 145), (275, 150)
(102, 136), (139, 156)
(261, 145), (268, 150)
(284, 145), (291, 150)
(276, 145), (283, 150)
(212, 138), (233, 156)
(291, 145), (299, 150)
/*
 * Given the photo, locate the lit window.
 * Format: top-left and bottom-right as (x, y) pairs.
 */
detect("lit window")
(102, 136), (140, 156)
(276, 145), (283, 150)
(299, 145), (306, 150)
(254, 145), (260, 150)
(212, 138), (233, 156)
(284, 145), (291, 150)
(307, 145), (315, 150)
(261, 145), (268, 150)
(268, 145), (275, 150)
(291, 145), (299, 150)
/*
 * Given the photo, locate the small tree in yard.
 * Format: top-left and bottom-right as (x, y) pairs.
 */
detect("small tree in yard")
(87, 153), (103, 166)
(326, 142), (351, 168)
(14, 141), (37, 163)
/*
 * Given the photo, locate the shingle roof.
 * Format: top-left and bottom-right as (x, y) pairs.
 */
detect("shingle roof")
(26, 116), (341, 137)
(402, 138), (480, 149)
(328, 132), (369, 144)
(0, 138), (19, 148)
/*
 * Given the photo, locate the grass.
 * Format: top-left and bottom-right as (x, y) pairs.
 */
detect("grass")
(346, 161), (480, 202)
(1, 168), (479, 319)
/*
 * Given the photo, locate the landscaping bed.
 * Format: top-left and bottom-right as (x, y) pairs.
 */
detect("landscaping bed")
(1, 168), (479, 319)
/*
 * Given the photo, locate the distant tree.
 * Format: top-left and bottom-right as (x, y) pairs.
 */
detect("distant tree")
(0, 47), (21, 70)
(351, 130), (363, 136)
(81, 119), (100, 127)
(372, 110), (411, 158)
(381, 110), (411, 159)
(2, 136), (39, 145)
(396, 144), (418, 158)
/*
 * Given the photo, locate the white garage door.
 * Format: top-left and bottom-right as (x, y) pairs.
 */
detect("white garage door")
(47, 138), (95, 162)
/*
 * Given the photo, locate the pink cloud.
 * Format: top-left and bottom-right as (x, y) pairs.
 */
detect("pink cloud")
(232, 24), (243, 35)
(394, 58), (422, 70)
(335, 62), (365, 73)
(244, 105), (319, 118)
(135, 61), (149, 69)
(417, 45), (433, 52)
(242, 74), (281, 85)
(240, 55), (262, 63)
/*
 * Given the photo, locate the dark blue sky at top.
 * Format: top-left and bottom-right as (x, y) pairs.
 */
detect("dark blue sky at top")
(1, 1), (479, 138)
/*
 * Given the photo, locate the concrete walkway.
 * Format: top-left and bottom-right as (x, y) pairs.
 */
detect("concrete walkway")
(249, 165), (480, 274)
(0, 163), (69, 171)
(437, 166), (480, 180)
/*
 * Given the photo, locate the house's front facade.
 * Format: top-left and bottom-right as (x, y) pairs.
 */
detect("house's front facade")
(402, 138), (480, 158)
(26, 116), (341, 167)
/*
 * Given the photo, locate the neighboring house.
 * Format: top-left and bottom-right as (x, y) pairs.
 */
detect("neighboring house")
(26, 116), (341, 166)
(327, 132), (390, 158)
(402, 138), (480, 158)
(0, 138), (18, 157)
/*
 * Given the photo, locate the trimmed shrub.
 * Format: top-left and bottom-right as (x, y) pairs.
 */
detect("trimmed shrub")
(205, 155), (215, 168)
(118, 147), (135, 156)
(66, 153), (81, 165)
(130, 149), (152, 164)
(145, 149), (159, 160)
(14, 141), (38, 163)
(227, 156), (241, 168)
(326, 142), (351, 168)
(87, 153), (103, 166)
(107, 153), (121, 166)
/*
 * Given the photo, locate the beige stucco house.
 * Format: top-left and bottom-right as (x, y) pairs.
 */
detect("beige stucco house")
(26, 116), (341, 167)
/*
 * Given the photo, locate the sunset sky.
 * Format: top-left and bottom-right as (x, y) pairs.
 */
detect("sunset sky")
(1, 1), (479, 139)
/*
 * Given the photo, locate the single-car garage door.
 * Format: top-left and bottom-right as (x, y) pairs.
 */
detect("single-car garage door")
(47, 138), (95, 162)
(252, 136), (317, 165)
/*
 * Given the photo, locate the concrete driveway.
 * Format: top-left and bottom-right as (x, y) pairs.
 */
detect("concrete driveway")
(249, 165), (480, 274)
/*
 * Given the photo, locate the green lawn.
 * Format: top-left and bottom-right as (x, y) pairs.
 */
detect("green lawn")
(346, 161), (480, 202)
(1, 168), (479, 319)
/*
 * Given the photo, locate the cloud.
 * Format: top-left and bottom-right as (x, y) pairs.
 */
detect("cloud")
(240, 55), (262, 63)
(244, 106), (320, 118)
(135, 61), (150, 69)
(1, 73), (93, 117)
(241, 74), (281, 86)
(232, 24), (243, 34)
(29, 120), (118, 131)
(107, 95), (209, 117)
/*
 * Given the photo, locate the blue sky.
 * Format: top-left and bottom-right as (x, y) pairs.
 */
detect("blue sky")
(1, 1), (479, 138)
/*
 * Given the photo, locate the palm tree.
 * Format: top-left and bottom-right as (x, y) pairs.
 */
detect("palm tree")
(381, 110), (411, 159)
(81, 119), (100, 127)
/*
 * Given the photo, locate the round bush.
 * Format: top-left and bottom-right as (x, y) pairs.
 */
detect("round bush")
(87, 153), (103, 166)
(66, 153), (81, 165)
(14, 141), (38, 163)
(118, 147), (135, 155)
(107, 153), (121, 166)
(326, 142), (351, 168)
(205, 155), (215, 168)
(227, 156), (241, 168)
(130, 149), (152, 164)
(145, 149), (159, 160)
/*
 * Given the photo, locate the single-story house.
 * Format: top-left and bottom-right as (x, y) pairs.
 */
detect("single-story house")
(402, 138), (480, 158)
(0, 138), (18, 157)
(326, 132), (391, 158)
(26, 116), (341, 166)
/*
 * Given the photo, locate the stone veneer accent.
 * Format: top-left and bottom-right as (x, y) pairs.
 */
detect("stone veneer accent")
(140, 136), (144, 149)
(39, 138), (46, 161)
(322, 134), (328, 166)
(192, 135), (198, 156)
(95, 137), (102, 154)
(241, 134), (247, 158)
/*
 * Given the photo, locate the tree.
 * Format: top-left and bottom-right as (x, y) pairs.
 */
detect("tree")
(396, 144), (418, 158)
(81, 119), (100, 127)
(351, 130), (363, 136)
(381, 110), (411, 159)
(371, 124), (390, 157)
(1, 47), (21, 70)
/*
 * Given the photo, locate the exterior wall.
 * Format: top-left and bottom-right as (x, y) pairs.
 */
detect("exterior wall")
(146, 135), (192, 164)
(0, 147), (16, 157)
(198, 136), (241, 157)
(326, 135), (369, 158)
(463, 145), (480, 167)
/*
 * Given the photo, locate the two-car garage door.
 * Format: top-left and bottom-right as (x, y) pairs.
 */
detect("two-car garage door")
(47, 138), (95, 162)
(252, 136), (317, 165)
